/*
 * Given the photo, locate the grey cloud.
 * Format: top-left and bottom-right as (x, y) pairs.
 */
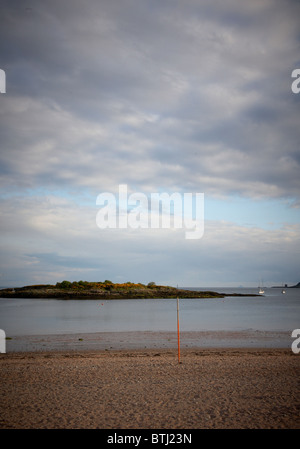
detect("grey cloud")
(1, 206), (299, 286)
(0, 1), (299, 289)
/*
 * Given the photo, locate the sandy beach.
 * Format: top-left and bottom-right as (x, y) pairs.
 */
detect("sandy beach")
(0, 347), (299, 429)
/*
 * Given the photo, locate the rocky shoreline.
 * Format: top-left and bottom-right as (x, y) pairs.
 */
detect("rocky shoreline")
(0, 281), (259, 299)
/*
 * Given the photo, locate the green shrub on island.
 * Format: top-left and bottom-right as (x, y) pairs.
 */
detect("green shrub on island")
(147, 282), (156, 287)
(56, 280), (72, 289)
(55, 280), (149, 291)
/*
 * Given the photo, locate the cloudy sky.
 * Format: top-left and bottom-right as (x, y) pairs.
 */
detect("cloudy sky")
(0, 0), (299, 288)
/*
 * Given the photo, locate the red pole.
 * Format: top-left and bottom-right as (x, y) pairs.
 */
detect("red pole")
(177, 297), (181, 363)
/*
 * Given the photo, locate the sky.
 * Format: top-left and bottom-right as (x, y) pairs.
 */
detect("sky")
(0, 0), (299, 288)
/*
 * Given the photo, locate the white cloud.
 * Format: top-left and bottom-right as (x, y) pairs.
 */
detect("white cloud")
(0, 193), (299, 287)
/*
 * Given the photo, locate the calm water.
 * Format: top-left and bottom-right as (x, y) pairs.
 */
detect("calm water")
(0, 287), (299, 337)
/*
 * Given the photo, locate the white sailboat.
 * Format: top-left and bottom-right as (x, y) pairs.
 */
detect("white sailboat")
(258, 280), (264, 294)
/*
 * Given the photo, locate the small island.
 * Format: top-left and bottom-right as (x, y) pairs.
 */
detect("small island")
(0, 280), (260, 299)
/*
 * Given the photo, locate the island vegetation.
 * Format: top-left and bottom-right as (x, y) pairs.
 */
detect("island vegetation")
(0, 280), (260, 299)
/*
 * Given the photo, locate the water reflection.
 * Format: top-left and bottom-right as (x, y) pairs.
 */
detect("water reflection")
(0, 287), (299, 337)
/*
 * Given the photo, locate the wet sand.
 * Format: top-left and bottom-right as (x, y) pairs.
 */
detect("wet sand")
(5, 329), (292, 352)
(0, 347), (299, 429)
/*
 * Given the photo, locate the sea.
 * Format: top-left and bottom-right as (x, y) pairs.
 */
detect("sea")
(0, 287), (299, 351)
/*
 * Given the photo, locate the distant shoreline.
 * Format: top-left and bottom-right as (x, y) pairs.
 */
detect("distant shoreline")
(272, 282), (300, 288)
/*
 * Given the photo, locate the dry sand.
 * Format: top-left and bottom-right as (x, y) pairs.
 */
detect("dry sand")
(0, 347), (299, 429)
